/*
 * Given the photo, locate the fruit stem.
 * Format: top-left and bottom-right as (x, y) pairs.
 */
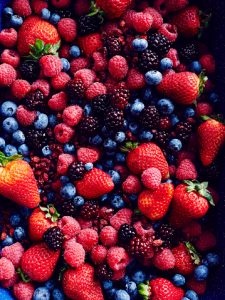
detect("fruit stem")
(0, 151), (22, 167)
(184, 180), (215, 206)
(88, 1), (104, 20)
(39, 204), (60, 222)
(138, 281), (151, 300)
(198, 72), (208, 96)
(16, 268), (31, 283)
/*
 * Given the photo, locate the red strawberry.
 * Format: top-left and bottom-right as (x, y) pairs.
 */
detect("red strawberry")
(76, 168), (114, 199)
(198, 117), (225, 166)
(78, 33), (103, 56)
(138, 183), (174, 221)
(17, 16), (60, 55)
(0, 152), (40, 208)
(126, 143), (169, 179)
(21, 243), (60, 282)
(153, 248), (176, 270)
(157, 72), (201, 105)
(138, 278), (184, 300)
(96, 0), (132, 19)
(176, 159), (198, 180)
(63, 263), (104, 300)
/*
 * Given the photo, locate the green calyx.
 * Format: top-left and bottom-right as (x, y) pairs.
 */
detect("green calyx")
(27, 39), (61, 60)
(138, 281), (150, 300)
(0, 151), (22, 167)
(198, 11), (212, 38)
(39, 204), (60, 222)
(184, 180), (215, 206)
(198, 72), (208, 96)
(16, 268), (30, 283)
(201, 114), (225, 124)
(185, 242), (201, 265)
(120, 141), (139, 153)
(88, 1), (104, 21)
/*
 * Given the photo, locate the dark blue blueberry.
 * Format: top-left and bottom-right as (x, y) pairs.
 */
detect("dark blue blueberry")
(73, 196), (85, 207)
(84, 104), (92, 116)
(52, 288), (65, 300)
(9, 214), (21, 227)
(106, 288), (117, 299)
(189, 61), (202, 74)
(33, 287), (50, 300)
(130, 102), (145, 116)
(10, 15), (23, 27)
(160, 58), (173, 70)
(185, 290), (199, 300)
(0, 288), (14, 300)
(194, 265), (209, 281)
(139, 130), (153, 142)
(50, 13), (61, 24)
(157, 99), (174, 115)
(69, 45), (81, 58)
(0, 137), (6, 150)
(132, 38), (148, 52)
(0, 101), (17, 117)
(47, 192), (55, 202)
(170, 114), (179, 126)
(145, 70), (162, 85)
(61, 58), (70, 72)
(184, 107), (195, 118)
(128, 122), (139, 134)
(1, 236), (14, 247)
(110, 195), (125, 209)
(102, 280), (113, 290)
(42, 145), (52, 156)
(115, 131), (126, 143)
(143, 88), (153, 102)
(103, 159), (114, 169)
(103, 138), (117, 151)
(85, 162), (93, 171)
(172, 274), (186, 286)
(14, 227), (26, 241)
(41, 8), (51, 20)
(3, 117), (18, 133)
(44, 280), (55, 291)
(3, 7), (14, 18)
(115, 289), (130, 300)
(168, 139), (182, 152)
(116, 153), (126, 163)
(48, 114), (58, 127)
(89, 135), (103, 145)
(12, 130), (25, 145)
(34, 113), (48, 129)
(60, 176), (70, 184)
(18, 144), (29, 156)
(20, 207), (32, 218)
(4, 144), (18, 156)
(64, 143), (76, 154)
(131, 270), (146, 284)
(60, 183), (76, 199)
(209, 92), (219, 104)
(108, 170), (121, 185)
(125, 281), (137, 297)
(205, 253), (219, 267)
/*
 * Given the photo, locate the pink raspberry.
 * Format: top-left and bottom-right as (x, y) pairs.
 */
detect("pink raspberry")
(85, 82), (107, 100)
(176, 159), (198, 181)
(58, 216), (81, 239)
(64, 239), (85, 268)
(1, 272), (19, 288)
(153, 248), (176, 270)
(74, 68), (96, 88)
(133, 221), (155, 238)
(0, 28), (17, 48)
(39, 55), (63, 77)
(122, 175), (142, 194)
(59, 44), (70, 59)
(16, 105), (37, 127)
(77, 218), (93, 229)
(182, 221), (202, 239)
(0, 257), (15, 280)
(77, 147), (100, 164)
(155, 0), (188, 15)
(199, 54), (215, 74)
(12, 0), (32, 17)
(77, 228), (98, 252)
(62, 105), (83, 126)
(48, 91), (68, 111)
(73, 0), (90, 16)
(51, 0), (71, 8)
(0, 63), (16, 87)
(112, 269), (126, 281)
(122, 10), (136, 28)
(70, 58), (89, 73)
(126, 68), (145, 90)
(159, 23), (178, 42)
(31, 79), (50, 97)
(91, 245), (108, 265)
(195, 231), (217, 252)
(144, 7), (163, 29)
(11, 80), (31, 100)
(93, 52), (108, 72)
(54, 123), (75, 143)
(166, 48), (180, 68)
(1, 242), (24, 268)
(1, 49), (20, 68)
(57, 153), (75, 175)
(132, 12), (153, 33)
(31, 0), (48, 14)
(141, 167), (162, 190)
(100, 226), (118, 247)
(196, 102), (213, 116)
(13, 282), (34, 300)
(169, 165), (176, 177)
(58, 18), (77, 42)
(51, 72), (71, 90)
(108, 55), (128, 80)
(110, 208), (133, 230)
(107, 247), (130, 271)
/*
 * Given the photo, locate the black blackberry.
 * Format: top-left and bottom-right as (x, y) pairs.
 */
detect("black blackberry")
(24, 90), (45, 111)
(129, 236), (153, 258)
(66, 79), (85, 99)
(104, 35), (122, 57)
(68, 162), (86, 181)
(178, 41), (199, 63)
(43, 226), (64, 251)
(26, 129), (48, 151)
(92, 94), (111, 116)
(53, 9), (72, 18)
(19, 60), (40, 83)
(148, 33), (172, 57)
(79, 116), (100, 136)
(154, 130), (170, 148)
(78, 14), (102, 36)
(80, 200), (100, 220)
(95, 264), (113, 280)
(175, 121), (193, 142)
(138, 49), (160, 73)
(58, 199), (76, 217)
(111, 88), (130, 110)
(156, 224), (177, 248)
(118, 224), (136, 244)
(104, 107), (124, 131)
(140, 106), (160, 130)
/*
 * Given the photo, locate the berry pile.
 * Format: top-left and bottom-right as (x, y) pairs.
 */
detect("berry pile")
(0, 0), (223, 300)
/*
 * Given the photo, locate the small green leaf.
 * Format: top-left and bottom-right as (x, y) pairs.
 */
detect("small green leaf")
(39, 206), (49, 212)
(45, 213), (51, 219)
(35, 39), (45, 51)
(138, 282), (150, 300)
(185, 242), (201, 265)
(44, 44), (52, 54)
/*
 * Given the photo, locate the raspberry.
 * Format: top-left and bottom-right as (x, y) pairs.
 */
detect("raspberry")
(58, 216), (81, 240)
(112, 269), (126, 281)
(64, 239), (85, 268)
(199, 54), (215, 74)
(70, 58), (89, 73)
(77, 228), (98, 252)
(73, 0), (90, 16)
(91, 245), (108, 265)
(54, 123), (75, 143)
(58, 18), (77, 42)
(51, 0), (71, 8)
(187, 278), (207, 295)
(153, 248), (176, 270)
(85, 82), (107, 100)
(40, 55), (63, 77)
(11, 80), (31, 100)
(176, 159), (198, 181)
(77, 218), (93, 229)
(62, 105), (83, 127)
(48, 91), (68, 111)
(100, 226), (118, 247)
(107, 247), (130, 271)
(57, 153), (75, 175)
(144, 7), (163, 29)
(126, 68), (145, 90)
(123, 10), (136, 28)
(141, 168), (162, 190)
(77, 147), (100, 164)
(78, 33), (103, 56)
(0, 63), (17, 87)
(133, 221), (155, 239)
(1, 273), (19, 288)
(159, 24), (178, 42)
(12, 0), (32, 17)
(108, 55), (128, 80)
(132, 12), (153, 33)
(0, 257), (15, 280)
(1, 242), (24, 268)
(31, 0), (48, 14)
(74, 68), (96, 88)
(196, 102), (213, 116)
(195, 231), (217, 252)
(13, 282), (34, 300)
(59, 44), (70, 59)
(122, 175), (142, 194)
(1, 50), (20, 68)
(51, 72), (71, 90)
(16, 105), (37, 127)
(110, 208), (133, 230)
(166, 48), (180, 68)
(31, 79), (50, 97)
(0, 29), (18, 48)
(182, 221), (202, 239)
(177, 150), (195, 165)
(93, 52), (108, 72)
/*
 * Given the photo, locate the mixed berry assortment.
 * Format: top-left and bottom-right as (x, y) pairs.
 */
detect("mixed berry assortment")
(0, 0), (224, 299)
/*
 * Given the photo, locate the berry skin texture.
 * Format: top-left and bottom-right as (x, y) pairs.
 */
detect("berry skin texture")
(159, 23), (178, 42)
(77, 147), (100, 164)
(141, 167), (162, 190)
(48, 91), (68, 111)
(126, 68), (146, 90)
(172, 243), (195, 275)
(78, 33), (103, 56)
(132, 12), (153, 33)
(108, 55), (128, 80)
(91, 245), (108, 265)
(11, 79), (31, 99)
(40, 55), (63, 78)
(13, 282), (34, 300)
(74, 68), (96, 88)
(12, 0), (32, 17)
(153, 248), (176, 270)
(110, 208), (133, 230)
(31, 79), (50, 97)
(16, 105), (37, 127)
(1, 50), (20, 68)
(51, 72), (71, 90)
(100, 226), (118, 247)
(54, 123), (75, 143)
(107, 247), (130, 271)
(199, 54), (215, 74)
(85, 82), (107, 100)
(57, 18), (77, 42)
(0, 257), (15, 280)
(64, 239), (85, 268)
(70, 57), (89, 73)
(58, 216), (81, 240)
(31, 0), (48, 14)
(96, 0), (132, 19)
(0, 63), (17, 87)
(176, 159), (198, 181)
(77, 228), (98, 252)
(122, 175), (142, 194)
(63, 105), (83, 127)
(0, 28), (18, 48)
(144, 7), (163, 29)
(57, 153), (75, 175)
(1, 242), (24, 267)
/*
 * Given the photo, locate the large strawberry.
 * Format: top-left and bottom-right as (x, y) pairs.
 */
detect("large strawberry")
(76, 168), (114, 199)
(96, 0), (132, 19)
(17, 16), (60, 55)
(157, 72), (202, 105)
(0, 152), (40, 208)
(138, 278), (184, 300)
(21, 243), (60, 282)
(126, 143), (169, 179)
(63, 264), (104, 300)
(198, 117), (225, 166)
(78, 33), (103, 56)
(138, 183), (174, 221)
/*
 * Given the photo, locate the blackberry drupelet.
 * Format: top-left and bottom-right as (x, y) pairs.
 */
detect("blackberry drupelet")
(66, 79), (85, 99)
(154, 130), (170, 148)
(78, 14), (102, 36)
(104, 107), (124, 132)
(26, 129), (48, 151)
(92, 94), (111, 116)
(69, 162), (86, 181)
(19, 60), (40, 83)
(178, 41), (199, 63)
(156, 224), (177, 248)
(140, 106), (160, 130)
(43, 226), (64, 251)
(138, 49), (160, 73)
(57, 199), (77, 217)
(79, 116), (100, 136)
(148, 33), (172, 57)
(118, 224), (136, 244)
(111, 88), (130, 110)
(104, 35), (122, 57)
(175, 121), (193, 142)
(53, 9), (72, 18)
(80, 200), (100, 220)
(95, 264), (113, 280)
(24, 90), (45, 111)
(129, 236), (153, 258)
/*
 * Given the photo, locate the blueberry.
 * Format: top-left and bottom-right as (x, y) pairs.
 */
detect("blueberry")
(70, 45), (81, 58)
(206, 253), (219, 267)
(160, 57), (173, 70)
(108, 170), (121, 185)
(12, 130), (25, 145)
(132, 38), (148, 52)
(185, 290), (199, 300)
(85, 162), (93, 171)
(116, 153), (126, 163)
(184, 107), (195, 118)
(42, 145), (52, 156)
(34, 113), (48, 129)
(189, 61), (202, 74)
(170, 114), (180, 126)
(0, 101), (17, 117)
(60, 183), (76, 199)
(121, 275), (130, 286)
(48, 114), (58, 127)
(52, 288), (65, 300)
(64, 143), (76, 154)
(194, 265), (209, 281)
(1, 235), (14, 247)
(115, 289), (130, 300)
(172, 274), (186, 286)
(125, 281), (137, 296)
(182, 298), (191, 300)
(104, 159), (114, 169)
(14, 227), (26, 241)
(47, 192), (55, 202)
(61, 58), (70, 71)
(129, 122), (139, 134)
(106, 288), (117, 299)
(33, 287), (50, 300)
(115, 131), (126, 143)
(139, 130), (153, 142)
(73, 196), (85, 207)
(131, 270), (146, 284)
(168, 138), (182, 152)
(130, 102), (145, 116)
(18, 144), (29, 156)
(111, 195), (125, 209)
(209, 92), (219, 104)
(11, 15), (23, 27)
(3, 117), (19, 133)
(20, 207), (32, 218)
(10, 214), (21, 227)
(143, 88), (153, 102)
(145, 70), (163, 85)
(84, 104), (92, 116)
(44, 280), (55, 291)
(41, 8), (51, 20)
(102, 280), (113, 290)
(50, 13), (61, 24)
(0, 137), (6, 150)
(104, 138), (117, 151)
(157, 99), (174, 115)
(3, 7), (14, 18)
(4, 144), (17, 156)
(89, 135), (103, 145)
(0, 288), (14, 300)
(100, 194), (109, 204)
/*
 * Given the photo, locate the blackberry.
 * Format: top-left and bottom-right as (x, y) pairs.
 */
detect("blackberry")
(118, 224), (136, 244)
(95, 264), (113, 280)
(66, 79), (85, 99)
(53, 9), (72, 18)
(57, 199), (76, 217)
(156, 224), (177, 248)
(92, 94), (111, 116)
(175, 121), (193, 142)
(24, 90), (45, 111)
(111, 88), (130, 110)
(154, 130), (170, 148)
(148, 33), (172, 57)
(178, 41), (199, 63)
(80, 200), (100, 220)
(200, 162), (221, 183)
(26, 129), (48, 151)
(140, 106), (160, 130)
(129, 236), (153, 258)
(138, 49), (160, 73)
(19, 60), (40, 83)
(68, 162), (86, 181)
(104, 35), (122, 57)
(104, 107), (124, 132)
(79, 116), (100, 136)
(78, 14), (102, 36)
(43, 226), (64, 251)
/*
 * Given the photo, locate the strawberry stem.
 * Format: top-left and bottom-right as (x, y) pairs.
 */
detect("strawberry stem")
(198, 72), (208, 96)
(88, 1), (104, 20)
(39, 204), (60, 222)
(120, 141), (139, 153)
(0, 151), (22, 167)
(184, 180), (215, 206)
(16, 268), (31, 283)
(185, 242), (201, 265)
(138, 281), (150, 300)
(26, 39), (61, 60)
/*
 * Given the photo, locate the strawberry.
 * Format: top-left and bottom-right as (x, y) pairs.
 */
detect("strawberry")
(157, 72), (201, 105)
(0, 152), (40, 208)
(17, 16), (60, 55)
(96, 0), (132, 19)
(78, 33), (103, 56)
(76, 168), (114, 199)
(21, 243), (60, 282)
(170, 6), (201, 38)
(28, 205), (59, 241)
(125, 142), (169, 179)
(138, 183), (174, 221)
(176, 159), (198, 180)
(198, 117), (225, 166)
(138, 278), (184, 300)
(63, 263), (104, 300)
